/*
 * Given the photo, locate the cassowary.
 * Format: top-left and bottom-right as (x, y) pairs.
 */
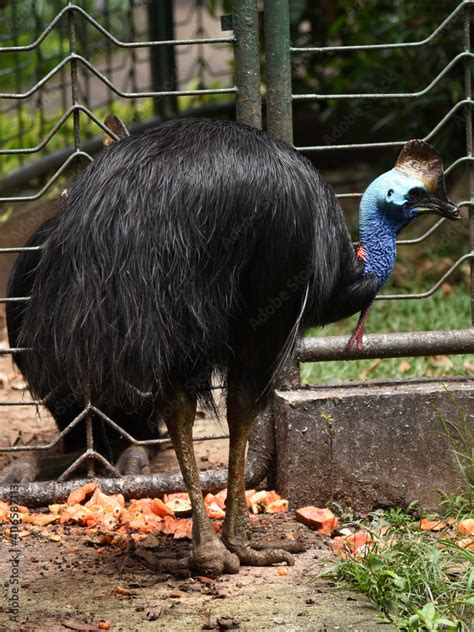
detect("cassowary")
(4, 118), (458, 575)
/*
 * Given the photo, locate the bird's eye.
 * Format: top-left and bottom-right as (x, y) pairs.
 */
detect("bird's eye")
(387, 189), (394, 198)
(407, 187), (425, 201)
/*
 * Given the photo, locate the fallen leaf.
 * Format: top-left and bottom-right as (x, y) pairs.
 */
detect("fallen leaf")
(23, 513), (59, 527)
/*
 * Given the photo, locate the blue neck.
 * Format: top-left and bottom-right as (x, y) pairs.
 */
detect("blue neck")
(358, 173), (410, 289)
(359, 207), (398, 289)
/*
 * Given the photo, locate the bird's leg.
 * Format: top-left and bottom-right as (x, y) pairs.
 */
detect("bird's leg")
(344, 303), (372, 352)
(0, 457), (38, 484)
(163, 386), (239, 576)
(115, 445), (151, 475)
(221, 387), (295, 567)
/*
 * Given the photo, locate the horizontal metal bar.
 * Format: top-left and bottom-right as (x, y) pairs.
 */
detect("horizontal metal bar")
(0, 104), (119, 155)
(297, 100), (473, 152)
(290, 1), (472, 54)
(293, 52), (473, 101)
(397, 218), (446, 245)
(0, 150), (93, 203)
(0, 4), (234, 54)
(0, 54), (237, 100)
(0, 102), (234, 199)
(379, 252), (474, 299)
(297, 328), (474, 362)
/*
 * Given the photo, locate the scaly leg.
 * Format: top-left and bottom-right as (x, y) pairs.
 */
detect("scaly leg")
(221, 386), (294, 567)
(163, 386), (239, 576)
(0, 458), (37, 484)
(344, 303), (372, 352)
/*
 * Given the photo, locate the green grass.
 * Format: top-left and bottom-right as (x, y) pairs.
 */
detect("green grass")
(320, 406), (474, 631)
(301, 284), (472, 384)
(323, 525), (473, 631)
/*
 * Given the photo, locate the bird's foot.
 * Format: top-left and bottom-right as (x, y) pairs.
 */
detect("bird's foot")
(133, 540), (239, 578)
(222, 535), (295, 567)
(115, 445), (151, 476)
(189, 540), (240, 577)
(0, 458), (37, 484)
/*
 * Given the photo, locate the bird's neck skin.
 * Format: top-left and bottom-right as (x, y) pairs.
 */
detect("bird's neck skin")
(358, 183), (407, 289)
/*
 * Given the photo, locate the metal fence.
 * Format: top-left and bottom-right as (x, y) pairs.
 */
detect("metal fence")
(0, 0), (473, 502)
(0, 0), (235, 190)
(264, 0), (474, 368)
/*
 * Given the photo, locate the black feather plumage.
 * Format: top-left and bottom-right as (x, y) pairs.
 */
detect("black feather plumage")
(14, 118), (377, 414)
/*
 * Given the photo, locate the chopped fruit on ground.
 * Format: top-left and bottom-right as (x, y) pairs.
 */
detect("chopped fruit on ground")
(164, 493), (192, 514)
(66, 482), (97, 505)
(457, 518), (474, 536)
(266, 499), (289, 514)
(420, 517), (447, 531)
(0, 485), (287, 544)
(295, 506), (339, 535)
(332, 530), (372, 559)
(248, 490), (286, 515)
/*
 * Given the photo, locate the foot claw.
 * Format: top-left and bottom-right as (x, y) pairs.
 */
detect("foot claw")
(115, 445), (150, 475)
(189, 541), (240, 577)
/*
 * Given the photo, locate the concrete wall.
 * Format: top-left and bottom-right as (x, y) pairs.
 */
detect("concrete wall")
(273, 377), (474, 512)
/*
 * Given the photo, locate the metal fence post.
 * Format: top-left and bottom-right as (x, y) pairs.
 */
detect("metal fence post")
(264, 0), (293, 143)
(147, 0), (178, 119)
(464, 2), (474, 325)
(232, 0), (262, 128)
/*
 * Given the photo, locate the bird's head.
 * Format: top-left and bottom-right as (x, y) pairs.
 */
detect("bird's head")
(360, 139), (460, 236)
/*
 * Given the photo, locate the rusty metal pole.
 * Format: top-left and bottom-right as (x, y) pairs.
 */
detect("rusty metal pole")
(232, 0), (262, 128)
(464, 2), (474, 324)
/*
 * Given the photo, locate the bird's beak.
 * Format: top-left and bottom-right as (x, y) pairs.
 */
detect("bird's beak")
(414, 195), (461, 221)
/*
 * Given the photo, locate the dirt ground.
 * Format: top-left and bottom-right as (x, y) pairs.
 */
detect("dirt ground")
(0, 513), (395, 632)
